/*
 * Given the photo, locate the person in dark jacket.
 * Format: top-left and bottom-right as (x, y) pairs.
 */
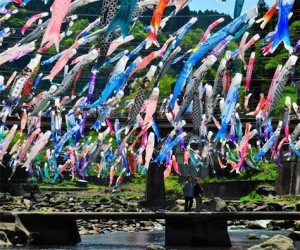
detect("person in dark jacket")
(183, 175), (194, 212)
(194, 177), (204, 212)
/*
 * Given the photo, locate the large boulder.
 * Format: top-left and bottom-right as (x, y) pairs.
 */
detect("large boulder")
(267, 202), (283, 211)
(248, 235), (294, 250)
(246, 221), (266, 230)
(202, 197), (228, 212)
(267, 220), (295, 230)
(255, 185), (276, 198)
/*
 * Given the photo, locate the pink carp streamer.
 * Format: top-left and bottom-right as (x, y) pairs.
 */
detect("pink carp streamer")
(21, 12), (49, 35)
(245, 52), (255, 91)
(40, 0), (71, 52)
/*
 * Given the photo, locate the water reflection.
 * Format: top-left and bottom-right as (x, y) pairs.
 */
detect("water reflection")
(79, 230), (164, 249)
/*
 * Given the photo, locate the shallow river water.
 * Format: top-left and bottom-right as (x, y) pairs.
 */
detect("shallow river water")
(2, 229), (300, 250)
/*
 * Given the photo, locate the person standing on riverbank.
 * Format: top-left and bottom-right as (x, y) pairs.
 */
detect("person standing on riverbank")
(183, 176), (194, 212)
(194, 177), (203, 212)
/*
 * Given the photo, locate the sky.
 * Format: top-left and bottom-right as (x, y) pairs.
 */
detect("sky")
(189, 0), (275, 17)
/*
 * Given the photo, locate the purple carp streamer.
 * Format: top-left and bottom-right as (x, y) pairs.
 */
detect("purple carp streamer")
(0, 0), (298, 185)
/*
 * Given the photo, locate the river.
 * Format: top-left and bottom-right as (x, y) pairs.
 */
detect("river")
(3, 229), (300, 250)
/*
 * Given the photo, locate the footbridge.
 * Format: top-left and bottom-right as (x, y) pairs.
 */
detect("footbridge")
(4, 211), (300, 247)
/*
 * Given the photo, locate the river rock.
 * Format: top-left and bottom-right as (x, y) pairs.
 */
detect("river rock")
(283, 205), (295, 211)
(111, 196), (126, 206)
(258, 220), (272, 229)
(246, 221), (265, 230)
(255, 185), (276, 198)
(33, 194), (46, 202)
(79, 229), (89, 235)
(171, 200), (184, 211)
(36, 201), (49, 208)
(146, 244), (165, 250)
(227, 205), (237, 212)
(227, 201), (239, 206)
(294, 203), (300, 211)
(267, 202), (283, 211)
(0, 193), (14, 203)
(288, 231), (300, 241)
(68, 197), (75, 203)
(253, 205), (269, 211)
(79, 200), (90, 208)
(294, 221), (300, 230)
(95, 207), (105, 212)
(243, 202), (257, 211)
(175, 199), (185, 205)
(55, 195), (68, 204)
(237, 220), (248, 226)
(99, 197), (110, 203)
(37, 207), (53, 212)
(55, 204), (67, 210)
(86, 205), (97, 211)
(48, 197), (58, 205)
(0, 239), (12, 247)
(127, 201), (139, 211)
(170, 205), (183, 212)
(140, 221), (153, 228)
(248, 235), (294, 250)
(202, 197), (228, 212)
(122, 225), (135, 232)
(248, 233), (260, 239)
(88, 230), (99, 235)
(153, 222), (164, 230)
(267, 220), (295, 230)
